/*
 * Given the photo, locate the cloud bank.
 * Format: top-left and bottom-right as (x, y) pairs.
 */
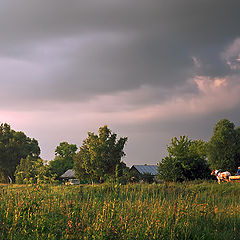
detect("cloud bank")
(0, 1), (240, 164)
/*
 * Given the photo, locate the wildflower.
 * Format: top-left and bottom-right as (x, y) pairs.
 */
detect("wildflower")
(68, 220), (73, 228)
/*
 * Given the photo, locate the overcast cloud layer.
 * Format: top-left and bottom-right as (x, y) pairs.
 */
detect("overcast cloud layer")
(1, 0), (240, 165)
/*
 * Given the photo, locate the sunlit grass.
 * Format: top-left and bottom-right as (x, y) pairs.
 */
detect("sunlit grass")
(1, 182), (240, 239)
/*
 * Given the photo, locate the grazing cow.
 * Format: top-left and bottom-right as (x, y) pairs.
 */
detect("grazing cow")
(211, 169), (231, 184)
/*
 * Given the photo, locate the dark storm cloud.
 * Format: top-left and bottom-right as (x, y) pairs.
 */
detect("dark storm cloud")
(1, 0), (240, 108)
(2, 0), (240, 164)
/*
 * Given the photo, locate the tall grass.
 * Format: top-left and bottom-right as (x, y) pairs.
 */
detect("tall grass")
(1, 182), (240, 239)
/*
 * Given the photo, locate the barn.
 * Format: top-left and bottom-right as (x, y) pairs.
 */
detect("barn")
(60, 169), (79, 185)
(130, 165), (159, 183)
(130, 165), (158, 175)
(60, 169), (76, 179)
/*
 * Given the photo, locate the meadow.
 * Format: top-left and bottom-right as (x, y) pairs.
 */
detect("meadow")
(1, 182), (240, 240)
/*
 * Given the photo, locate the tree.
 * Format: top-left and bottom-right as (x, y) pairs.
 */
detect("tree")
(55, 142), (78, 159)
(236, 127), (240, 162)
(49, 142), (77, 179)
(141, 173), (155, 183)
(158, 136), (210, 181)
(74, 125), (127, 183)
(207, 119), (240, 173)
(0, 167), (8, 183)
(15, 156), (53, 184)
(0, 123), (40, 181)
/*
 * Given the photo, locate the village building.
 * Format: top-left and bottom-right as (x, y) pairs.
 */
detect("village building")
(60, 169), (79, 185)
(130, 165), (159, 183)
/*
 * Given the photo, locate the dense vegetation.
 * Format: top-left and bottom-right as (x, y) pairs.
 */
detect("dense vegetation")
(158, 119), (240, 181)
(74, 125), (128, 184)
(1, 119), (240, 184)
(0, 123), (40, 182)
(1, 182), (240, 239)
(208, 119), (240, 172)
(49, 142), (78, 179)
(158, 136), (209, 181)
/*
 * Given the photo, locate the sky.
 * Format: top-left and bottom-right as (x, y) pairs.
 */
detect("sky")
(1, 0), (240, 166)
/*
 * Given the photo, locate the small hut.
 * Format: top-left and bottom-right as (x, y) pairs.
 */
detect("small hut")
(130, 165), (158, 183)
(60, 169), (79, 185)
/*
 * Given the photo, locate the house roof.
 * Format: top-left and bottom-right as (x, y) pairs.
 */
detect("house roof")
(131, 165), (158, 175)
(60, 169), (76, 178)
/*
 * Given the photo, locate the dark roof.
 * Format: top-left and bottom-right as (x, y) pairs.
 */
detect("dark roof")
(60, 169), (76, 178)
(131, 165), (158, 175)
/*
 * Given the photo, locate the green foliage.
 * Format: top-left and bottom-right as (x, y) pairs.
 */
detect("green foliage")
(49, 142), (77, 179)
(236, 127), (240, 162)
(111, 163), (130, 184)
(158, 136), (210, 181)
(74, 125), (128, 183)
(0, 123), (40, 181)
(0, 167), (8, 183)
(158, 156), (183, 182)
(15, 156), (54, 184)
(55, 142), (77, 159)
(115, 164), (122, 179)
(141, 172), (155, 183)
(207, 119), (240, 173)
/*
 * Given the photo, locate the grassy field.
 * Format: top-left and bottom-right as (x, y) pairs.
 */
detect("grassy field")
(1, 181), (240, 240)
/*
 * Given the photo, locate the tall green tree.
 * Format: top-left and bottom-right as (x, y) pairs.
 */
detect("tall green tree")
(15, 156), (53, 184)
(74, 125), (127, 183)
(158, 136), (210, 181)
(49, 142), (77, 179)
(0, 167), (8, 183)
(207, 119), (240, 173)
(0, 123), (40, 181)
(236, 127), (240, 162)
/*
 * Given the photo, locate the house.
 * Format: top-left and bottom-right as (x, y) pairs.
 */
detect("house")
(60, 169), (76, 179)
(130, 165), (159, 183)
(60, 169), (79, 185)
(130, 165), (158, 176)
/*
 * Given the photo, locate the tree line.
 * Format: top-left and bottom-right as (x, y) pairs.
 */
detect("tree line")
(0, 119), (240, 184)
(158, 119), (240, 181)
(0, 124), (129, 184)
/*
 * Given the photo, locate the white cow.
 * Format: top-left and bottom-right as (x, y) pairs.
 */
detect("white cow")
(211, 169), (231, 184)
